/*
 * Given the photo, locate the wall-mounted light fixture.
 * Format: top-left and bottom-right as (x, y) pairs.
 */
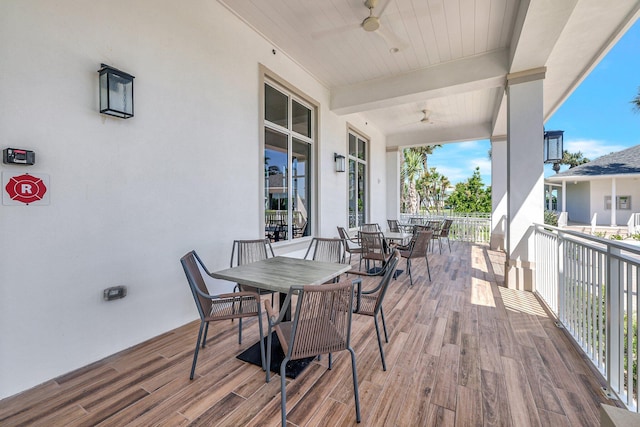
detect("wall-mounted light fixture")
(543, 130), (564, 173)
(334, 153), (346, 173)
(98, 64), (134, 119)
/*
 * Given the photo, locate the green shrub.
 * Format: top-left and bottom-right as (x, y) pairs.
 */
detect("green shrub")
(610, 234), (624, 240)
(631, 233), (640, 241)
(544, 210), (558, 226)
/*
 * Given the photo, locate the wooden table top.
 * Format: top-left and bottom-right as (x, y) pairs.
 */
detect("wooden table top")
(210, 256), (352, 294)
(384, 231), (412, 241)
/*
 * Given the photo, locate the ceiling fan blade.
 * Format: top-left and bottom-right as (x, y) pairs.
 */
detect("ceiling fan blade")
(376, 25), (407, 52)
(376, 0), (392, 19)
(311, 22), (361, 40)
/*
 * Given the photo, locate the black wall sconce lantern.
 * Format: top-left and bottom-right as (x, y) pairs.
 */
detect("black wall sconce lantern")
(544, 130), (564, 173)
(334, 153), (346, 172)
(98, 64), (134, 119)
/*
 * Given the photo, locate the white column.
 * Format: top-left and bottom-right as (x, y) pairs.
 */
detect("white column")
(562, 180), (566, 212)
(505, 68), (546, 292)
(611, 177), (617, 226)
(490, 136), (507, 250)
(385, 147), (402, 221)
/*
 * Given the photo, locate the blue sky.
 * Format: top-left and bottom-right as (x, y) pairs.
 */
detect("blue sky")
(427, 20), (640, 187)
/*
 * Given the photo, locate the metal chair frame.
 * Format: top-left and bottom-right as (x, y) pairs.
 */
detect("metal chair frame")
(398, 230), (432, 285)
(181, 250), (265, 379)
(264, 281), (361, 426)
(348, 250), (400, 371)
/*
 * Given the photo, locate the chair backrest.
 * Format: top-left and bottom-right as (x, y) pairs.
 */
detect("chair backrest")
(284, 280), (354, 360)
(409, 230), (433, 258)
(360, 223), (381, 232)
(375, 250), (400, 312)
(304, 237), (345, 263)
(230, 239), (275, 267)
(181, 251), (212, 321)
(337, 226), (349, 240)
(439, 219), (454, 236)
(359, 231), (387, 261)
(426, 220), (442, 232)
(358, 250), (400, 316)
(387, 219), (400, 232)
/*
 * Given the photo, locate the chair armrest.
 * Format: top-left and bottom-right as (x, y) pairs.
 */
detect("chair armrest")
(352, 278), (363, 313)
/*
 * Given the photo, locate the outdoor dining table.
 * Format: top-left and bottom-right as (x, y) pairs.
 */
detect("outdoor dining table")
(210, 256), (351, 375)
(383, 231), (413, 246)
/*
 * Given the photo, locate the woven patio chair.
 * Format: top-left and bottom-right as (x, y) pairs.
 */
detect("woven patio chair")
(387, 219), (400, 232)
(398, 230), (432, 285)
(337, 226), (363, 264)
(181, 250), (265, 379)
(360, 223), (382, 232)
(359, 230), (390, 272)
(348, 250), (400, 371)
(230, 239), (276, 339)
(304, 237), (347, 283)
(264, 280), (361, 426)
(433, 219), (454, 253)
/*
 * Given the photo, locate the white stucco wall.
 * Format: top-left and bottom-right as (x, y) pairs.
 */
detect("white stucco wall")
(0, 0), (387, 398)
(590, 178), (640, 226)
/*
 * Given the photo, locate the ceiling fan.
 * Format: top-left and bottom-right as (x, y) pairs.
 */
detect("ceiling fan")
(311, 0), (406, 53)
(361, 0), (406, 53)
(421, 109), (436, 124)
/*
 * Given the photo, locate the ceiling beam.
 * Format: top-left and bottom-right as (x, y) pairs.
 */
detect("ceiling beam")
(330, 49), (508, 115)
(387, 122), (493, 148)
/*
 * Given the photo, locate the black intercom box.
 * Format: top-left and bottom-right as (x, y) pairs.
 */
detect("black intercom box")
(3, 148), (35, 165)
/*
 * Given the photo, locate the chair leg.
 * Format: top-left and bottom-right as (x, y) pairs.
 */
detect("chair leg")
(238, 317), (243, 344)
(257, 312), (266, 372)
(202, 322), (209, 348)
(373, 316), (387, 371)
(190, 321), (205, 380)
(348, 346), (362, 423)
(439, 237), (443, 254)
(266, 328), (273, 383)
(447, 237), (451, 252)
(407, 258), (413, 286)
(380, 308), (388, 342)
(425, 253), (431, 281)
(280, 358), (290, 427)
(328, 352), (333, 369)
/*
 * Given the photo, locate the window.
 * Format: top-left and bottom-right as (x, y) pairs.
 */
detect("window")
(605, 195), (632, 210)
(348, 130), (367, 229)
(264, 81), (314, 242)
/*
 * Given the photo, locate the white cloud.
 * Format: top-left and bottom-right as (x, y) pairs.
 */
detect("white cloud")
(469, 157), (491, 172)
(456, 141), (480, 150)
(430, 166), (467, 183)
(564, 139), (630, 160)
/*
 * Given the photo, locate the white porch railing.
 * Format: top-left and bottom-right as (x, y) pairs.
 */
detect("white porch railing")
(628, 213), (640, 235)
(399, 213), (491, 243)
(534, 224), (640, 411)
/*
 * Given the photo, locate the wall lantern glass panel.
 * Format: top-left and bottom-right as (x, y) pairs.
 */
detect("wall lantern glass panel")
(98, 64), (134, 119)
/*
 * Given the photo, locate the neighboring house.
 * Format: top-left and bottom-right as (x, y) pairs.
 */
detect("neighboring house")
(546, 144), (640, 227)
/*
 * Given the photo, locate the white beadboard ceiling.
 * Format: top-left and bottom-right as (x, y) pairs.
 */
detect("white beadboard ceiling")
(219, 0), (640, 148)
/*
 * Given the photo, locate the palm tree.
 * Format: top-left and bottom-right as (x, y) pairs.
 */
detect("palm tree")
(402, 149), (424, 214)
(562, 150), (590, 169)
(632, 87), (640, 112)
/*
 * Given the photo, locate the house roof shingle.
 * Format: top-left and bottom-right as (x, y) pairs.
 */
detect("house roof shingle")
(549, 144), (640, 179)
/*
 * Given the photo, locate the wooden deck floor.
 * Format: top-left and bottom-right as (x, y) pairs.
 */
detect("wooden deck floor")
(0, 242), (622, 426)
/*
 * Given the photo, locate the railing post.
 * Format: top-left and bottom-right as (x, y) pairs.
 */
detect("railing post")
(607, 245), (622, 398)
(558, 230), (564, 321)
